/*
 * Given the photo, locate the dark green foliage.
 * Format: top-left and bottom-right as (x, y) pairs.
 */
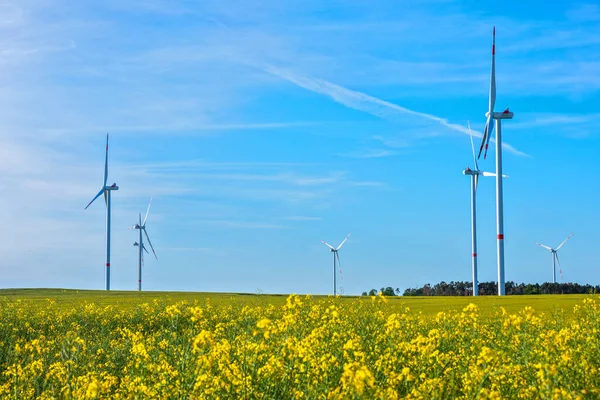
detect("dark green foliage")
(400, 281), (600, 296)
(361, 287), (400, 296)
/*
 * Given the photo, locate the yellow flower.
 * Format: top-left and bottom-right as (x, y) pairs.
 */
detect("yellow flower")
(256, 318), (272, 329)
(85, 380), (98, 399)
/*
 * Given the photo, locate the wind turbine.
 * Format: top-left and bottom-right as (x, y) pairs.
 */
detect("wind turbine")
(85, 134), (119, 291)
(130, 197), (158, 291)
(462, 122), (501, 296)
(321, 233), (351, 296)
(477, 26), (514, 296)
(536, 233), (573, 283)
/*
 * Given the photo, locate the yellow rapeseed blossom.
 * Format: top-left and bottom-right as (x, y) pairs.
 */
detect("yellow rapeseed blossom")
(0, 294), (599, 398)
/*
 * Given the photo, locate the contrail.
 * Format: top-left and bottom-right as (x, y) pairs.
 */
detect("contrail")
(259, 63), (528, 157)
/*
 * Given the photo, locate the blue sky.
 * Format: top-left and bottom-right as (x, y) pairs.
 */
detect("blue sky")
(1, 0), (599, 294)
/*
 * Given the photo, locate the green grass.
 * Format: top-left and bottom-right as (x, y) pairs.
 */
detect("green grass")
(1, 288), (595, 317)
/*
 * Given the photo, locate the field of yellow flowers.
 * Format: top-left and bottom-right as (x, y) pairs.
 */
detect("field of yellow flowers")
(1, 291), (599, 399)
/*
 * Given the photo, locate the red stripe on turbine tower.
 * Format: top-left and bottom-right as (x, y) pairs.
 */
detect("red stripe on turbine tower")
(473, 253), (477, 257)
(497, 234), (504, 240)
(106, 263), (110, 267)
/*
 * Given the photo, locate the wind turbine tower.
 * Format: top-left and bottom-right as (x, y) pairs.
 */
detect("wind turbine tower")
(321, 233), (351, 296)
(85, 134), (119, 291)
(477, 27), (514, 296)
(131, 197), (158, 291)
(463, 123), (500, 296)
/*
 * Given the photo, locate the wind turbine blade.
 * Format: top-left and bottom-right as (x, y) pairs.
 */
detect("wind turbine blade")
(535, 242), (553, 251)
(468, 121), (478, 171)
(555, 233), (573, 251)
(143, 196), (153, 226)
(474, 174), (479, 192)
(336, 233), (352, 250)
(483, 122), (494, 160)
(104, 134), (109, 187)
(143, 228), (158, 259)
(336, 252), (343, 280)
(142, 243), (149, 255)
(489, 27), (496, 118)
(555, 253), (564, 280)
(478, 116), (494, 160)
(85, 188), (105, 210)
(321, 240), (335, 250)
(104, 190), (108, 206)
(139, 212), (142, 226)
(482, 171), (508, 178)
(482, 27), (497, 161)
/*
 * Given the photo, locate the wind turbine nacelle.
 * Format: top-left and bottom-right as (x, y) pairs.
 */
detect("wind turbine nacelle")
(463, 168), (476, 176)
(491, 111), (514, 120)
(106, 184), (119, 190)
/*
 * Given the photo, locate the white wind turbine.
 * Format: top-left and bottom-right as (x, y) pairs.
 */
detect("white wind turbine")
(130, 197), (158, 291)
(321, 233), (351, 296)
(536, 233), (573, 283)
(476, 26), (514, 296)
(85, 134), (119, 291)
(462, 122), (505, 296)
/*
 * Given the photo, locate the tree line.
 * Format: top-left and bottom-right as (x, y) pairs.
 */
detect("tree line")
(362, 281), (600, 296)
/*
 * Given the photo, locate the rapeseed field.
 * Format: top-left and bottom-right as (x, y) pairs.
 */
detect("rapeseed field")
(0, 291), (598, 399)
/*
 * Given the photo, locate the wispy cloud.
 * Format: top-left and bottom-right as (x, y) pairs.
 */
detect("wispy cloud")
(566, 4), (600, 22)
(135, 160), (316, 172)
(339, 149), (396, 159)
(200, 220), (288, 229)
(510, 113), (600, 130)
(281, 216), (322, 221)
(160, 247), (214, 252)
(258, 64), (528, 157)
(508, 112), (598, 139)
(372, 135), (410, 149)
(137, 171), (347, 186)
(347, 181), (386, 187)
(38, 121), (317, 135)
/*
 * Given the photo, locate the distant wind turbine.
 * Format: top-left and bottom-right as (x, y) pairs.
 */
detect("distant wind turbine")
(477, 26), (514, 296)
(85, 134), (119, 291)
(130, 197), (158, 291)
(463, 122), (505, 296)
(321, 233), (351, 296)
(536, 233), (573, 283)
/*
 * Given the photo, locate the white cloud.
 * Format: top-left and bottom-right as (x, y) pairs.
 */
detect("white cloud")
(372, 135), (410, 149)
(199, 220), (288, 229)
(339, 149), (396, 159)
(566, 4), (600, 22)
(258, 63), (529, 157)
(281, 216), (322, 221)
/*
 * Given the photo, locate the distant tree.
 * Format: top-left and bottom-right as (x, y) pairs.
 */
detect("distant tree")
(380, 287), (396, 296)
(361, 291), (368, 296)
(398, 280), (599, 296)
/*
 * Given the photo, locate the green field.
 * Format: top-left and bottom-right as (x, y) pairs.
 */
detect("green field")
(0, 288), (594, 316)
